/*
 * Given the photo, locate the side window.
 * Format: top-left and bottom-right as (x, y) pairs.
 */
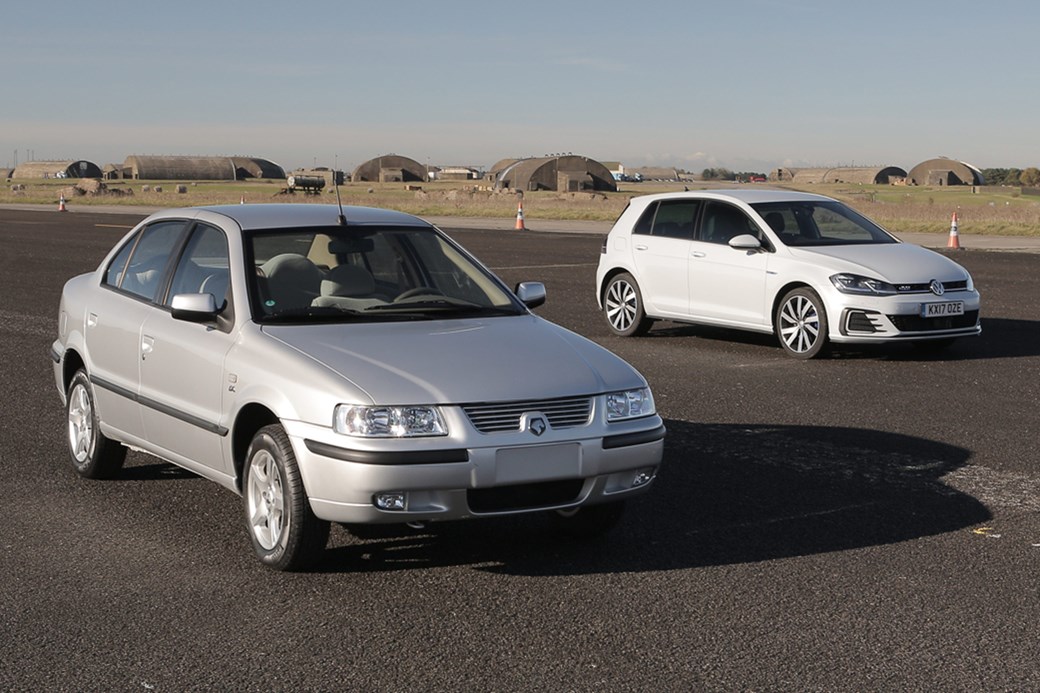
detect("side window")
(165, 224), (230, 308)
(107, 221), (187, 300)
(651, 200), (699, 239)
(632, 203), (658, 235)
(103, 234), (137, 288)
(699, 202), (757, 245)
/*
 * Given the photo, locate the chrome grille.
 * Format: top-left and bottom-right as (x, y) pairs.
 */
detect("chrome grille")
(462, 396), (593, 433)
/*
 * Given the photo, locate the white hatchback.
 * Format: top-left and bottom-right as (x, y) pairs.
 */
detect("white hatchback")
(596, 190), (981, 358)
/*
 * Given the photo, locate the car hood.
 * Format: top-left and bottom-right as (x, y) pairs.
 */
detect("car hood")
(262, 315), (644, 404)
(787, 243), (968, 282)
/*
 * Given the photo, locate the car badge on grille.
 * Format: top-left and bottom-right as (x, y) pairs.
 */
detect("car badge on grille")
(929, 279), (945, 296)
(521, 413), (547, 436)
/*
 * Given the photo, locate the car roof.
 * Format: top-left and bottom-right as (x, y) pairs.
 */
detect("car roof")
(628, 188), (837, 206)
(150, 204), (433, 231)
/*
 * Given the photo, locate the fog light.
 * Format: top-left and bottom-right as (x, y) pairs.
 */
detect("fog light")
(374, 492), (407, 511)
(632, 468), (656, 488)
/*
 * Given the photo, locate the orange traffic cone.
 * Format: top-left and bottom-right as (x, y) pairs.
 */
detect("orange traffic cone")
(58, 194), (67, 212)
(515, 200), (526, 230)
(947, 212), (961, 249)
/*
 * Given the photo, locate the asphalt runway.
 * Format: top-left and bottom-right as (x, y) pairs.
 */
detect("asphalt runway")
(2, 208), (1039, 691)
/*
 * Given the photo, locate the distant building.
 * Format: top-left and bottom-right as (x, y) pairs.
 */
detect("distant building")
(906, 158), (984, 186)
(490, 155), (617, 192)
(12, 160), (102, 179)
(770, 166), (907, 185)
(351, 154), (428, 183)
(121, 155), (283, 180)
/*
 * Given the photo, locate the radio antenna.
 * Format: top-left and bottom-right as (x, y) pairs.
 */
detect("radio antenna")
(333, 154), (346, 225)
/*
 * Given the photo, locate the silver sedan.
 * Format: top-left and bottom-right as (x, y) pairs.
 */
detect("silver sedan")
(53, 204), (664, 571)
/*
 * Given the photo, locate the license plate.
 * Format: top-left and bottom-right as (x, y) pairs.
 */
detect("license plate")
(495, 443), (581, 484)
(921, 301), (964, 318)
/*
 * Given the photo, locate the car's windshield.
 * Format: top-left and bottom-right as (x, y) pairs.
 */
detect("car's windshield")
(247, 225), (523, 322)
(751, 200), (897, 247)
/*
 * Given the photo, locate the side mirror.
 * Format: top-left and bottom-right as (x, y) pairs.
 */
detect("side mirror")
(729, 234), (763, 250)
(514, 281), (546, 309)
(170, 292), (219, 322)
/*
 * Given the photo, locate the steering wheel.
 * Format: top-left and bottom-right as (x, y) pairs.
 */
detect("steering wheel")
(394, 286), (443, 301)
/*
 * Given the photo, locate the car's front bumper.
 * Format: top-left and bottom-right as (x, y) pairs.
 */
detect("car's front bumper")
(283, 416), (666, 524)
(827, 290), (981, 343)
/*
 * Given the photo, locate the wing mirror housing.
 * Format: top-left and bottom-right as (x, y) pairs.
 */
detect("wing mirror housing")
(729, 234), (763, 250)
(170, 292), (219, 322)
(514, 281), (546, 309)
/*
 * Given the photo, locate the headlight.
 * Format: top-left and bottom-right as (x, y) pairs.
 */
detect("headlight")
(333, 404), (447, 437)
(605, 387), (655, 422)
(830, 273), (897, 295)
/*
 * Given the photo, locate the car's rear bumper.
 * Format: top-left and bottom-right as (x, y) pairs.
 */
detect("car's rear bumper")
(285, 419), (666, 524)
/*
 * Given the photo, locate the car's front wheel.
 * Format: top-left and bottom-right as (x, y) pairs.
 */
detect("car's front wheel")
(66, 369), (126, 479)
(603, 273), (653, 337)
(776, 287), (829, 359)
(243, 424), (330, 571)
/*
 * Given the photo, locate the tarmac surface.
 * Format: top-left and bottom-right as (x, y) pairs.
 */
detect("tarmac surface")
(4, 201), (1040, 251)
(2, 207), (1039, 691)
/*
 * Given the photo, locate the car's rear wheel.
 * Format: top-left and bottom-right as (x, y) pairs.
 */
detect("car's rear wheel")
(551, 501), (626, 538)
(604, 273), (653, 337)
(243, 424), (330, 571)
(66, 369), (126, 479)
(776, 287), (829, 359)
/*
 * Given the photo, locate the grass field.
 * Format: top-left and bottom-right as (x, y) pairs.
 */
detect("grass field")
(5, 177), (1040, 236)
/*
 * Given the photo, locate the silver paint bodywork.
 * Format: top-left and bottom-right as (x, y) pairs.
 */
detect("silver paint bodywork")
(53, 205), (664, 524)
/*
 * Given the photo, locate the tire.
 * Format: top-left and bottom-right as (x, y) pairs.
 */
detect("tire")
(243, 424), (330, 571)
(550, 501), (626, 539)
(603, 273), (653, 337)
(66, 369), (126, 479)
(775, 287), (829, 359)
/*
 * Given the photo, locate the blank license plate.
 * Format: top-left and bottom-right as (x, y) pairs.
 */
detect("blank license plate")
(921, 301), (964, 318)
(495, 444), (581, 484)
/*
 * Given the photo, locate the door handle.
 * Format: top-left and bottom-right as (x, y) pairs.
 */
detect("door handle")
(691, 251), (707, 258)
(634, 244), (648, 251)
(141, 335), (154, 360)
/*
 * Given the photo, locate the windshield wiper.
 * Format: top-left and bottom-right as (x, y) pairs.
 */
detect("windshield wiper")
(363, 300), (521, 316)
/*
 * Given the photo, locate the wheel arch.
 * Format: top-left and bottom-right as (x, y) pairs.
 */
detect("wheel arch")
(231, 403), (280, 492)
(770, 281), (817, 334)
(61, 348), (86, 393)
(598, 266), (635, 307)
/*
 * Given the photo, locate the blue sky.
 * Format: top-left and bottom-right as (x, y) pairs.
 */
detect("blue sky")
(3, 0), (1036, 173)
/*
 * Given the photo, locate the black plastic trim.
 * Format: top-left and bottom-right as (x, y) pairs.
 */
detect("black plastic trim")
(90, 374), (229, 436)
(602, 424), (667, 450)
(304, 439), (470, 465)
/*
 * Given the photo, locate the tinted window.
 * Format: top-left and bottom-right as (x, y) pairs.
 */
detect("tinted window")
(700, 202), (758, 245)
(632, 200), (699, 239)
(165, 224), (230, 308)
(750, 201), (897, 246)
(105, 221), (186, 300)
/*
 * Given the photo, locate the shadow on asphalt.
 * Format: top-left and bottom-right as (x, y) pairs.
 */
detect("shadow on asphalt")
(633, 317), (1040, 361)
(318, 421), (990, 575)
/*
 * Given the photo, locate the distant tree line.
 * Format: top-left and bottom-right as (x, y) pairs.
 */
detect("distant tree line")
(701, 168), (767, 182)
(982, 167), (1040, 187)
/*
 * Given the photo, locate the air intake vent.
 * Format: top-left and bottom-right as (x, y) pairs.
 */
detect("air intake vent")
(462, 396), (592, 433)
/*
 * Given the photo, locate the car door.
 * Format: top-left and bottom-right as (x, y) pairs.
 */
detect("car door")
(630, 200), (699, 318)
(688, 201), (772, 327)
(86, 220), (188, 443)
(138, 223), (234, 476)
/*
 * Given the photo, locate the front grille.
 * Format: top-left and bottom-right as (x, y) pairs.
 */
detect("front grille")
(462, 396), (592, 433)
(888, 310), (979, 332)
(467, 479), (584, 513)
(895, 280), (969, 294)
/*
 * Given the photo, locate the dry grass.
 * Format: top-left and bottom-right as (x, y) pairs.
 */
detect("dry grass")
(5, 178), (1040, 236)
